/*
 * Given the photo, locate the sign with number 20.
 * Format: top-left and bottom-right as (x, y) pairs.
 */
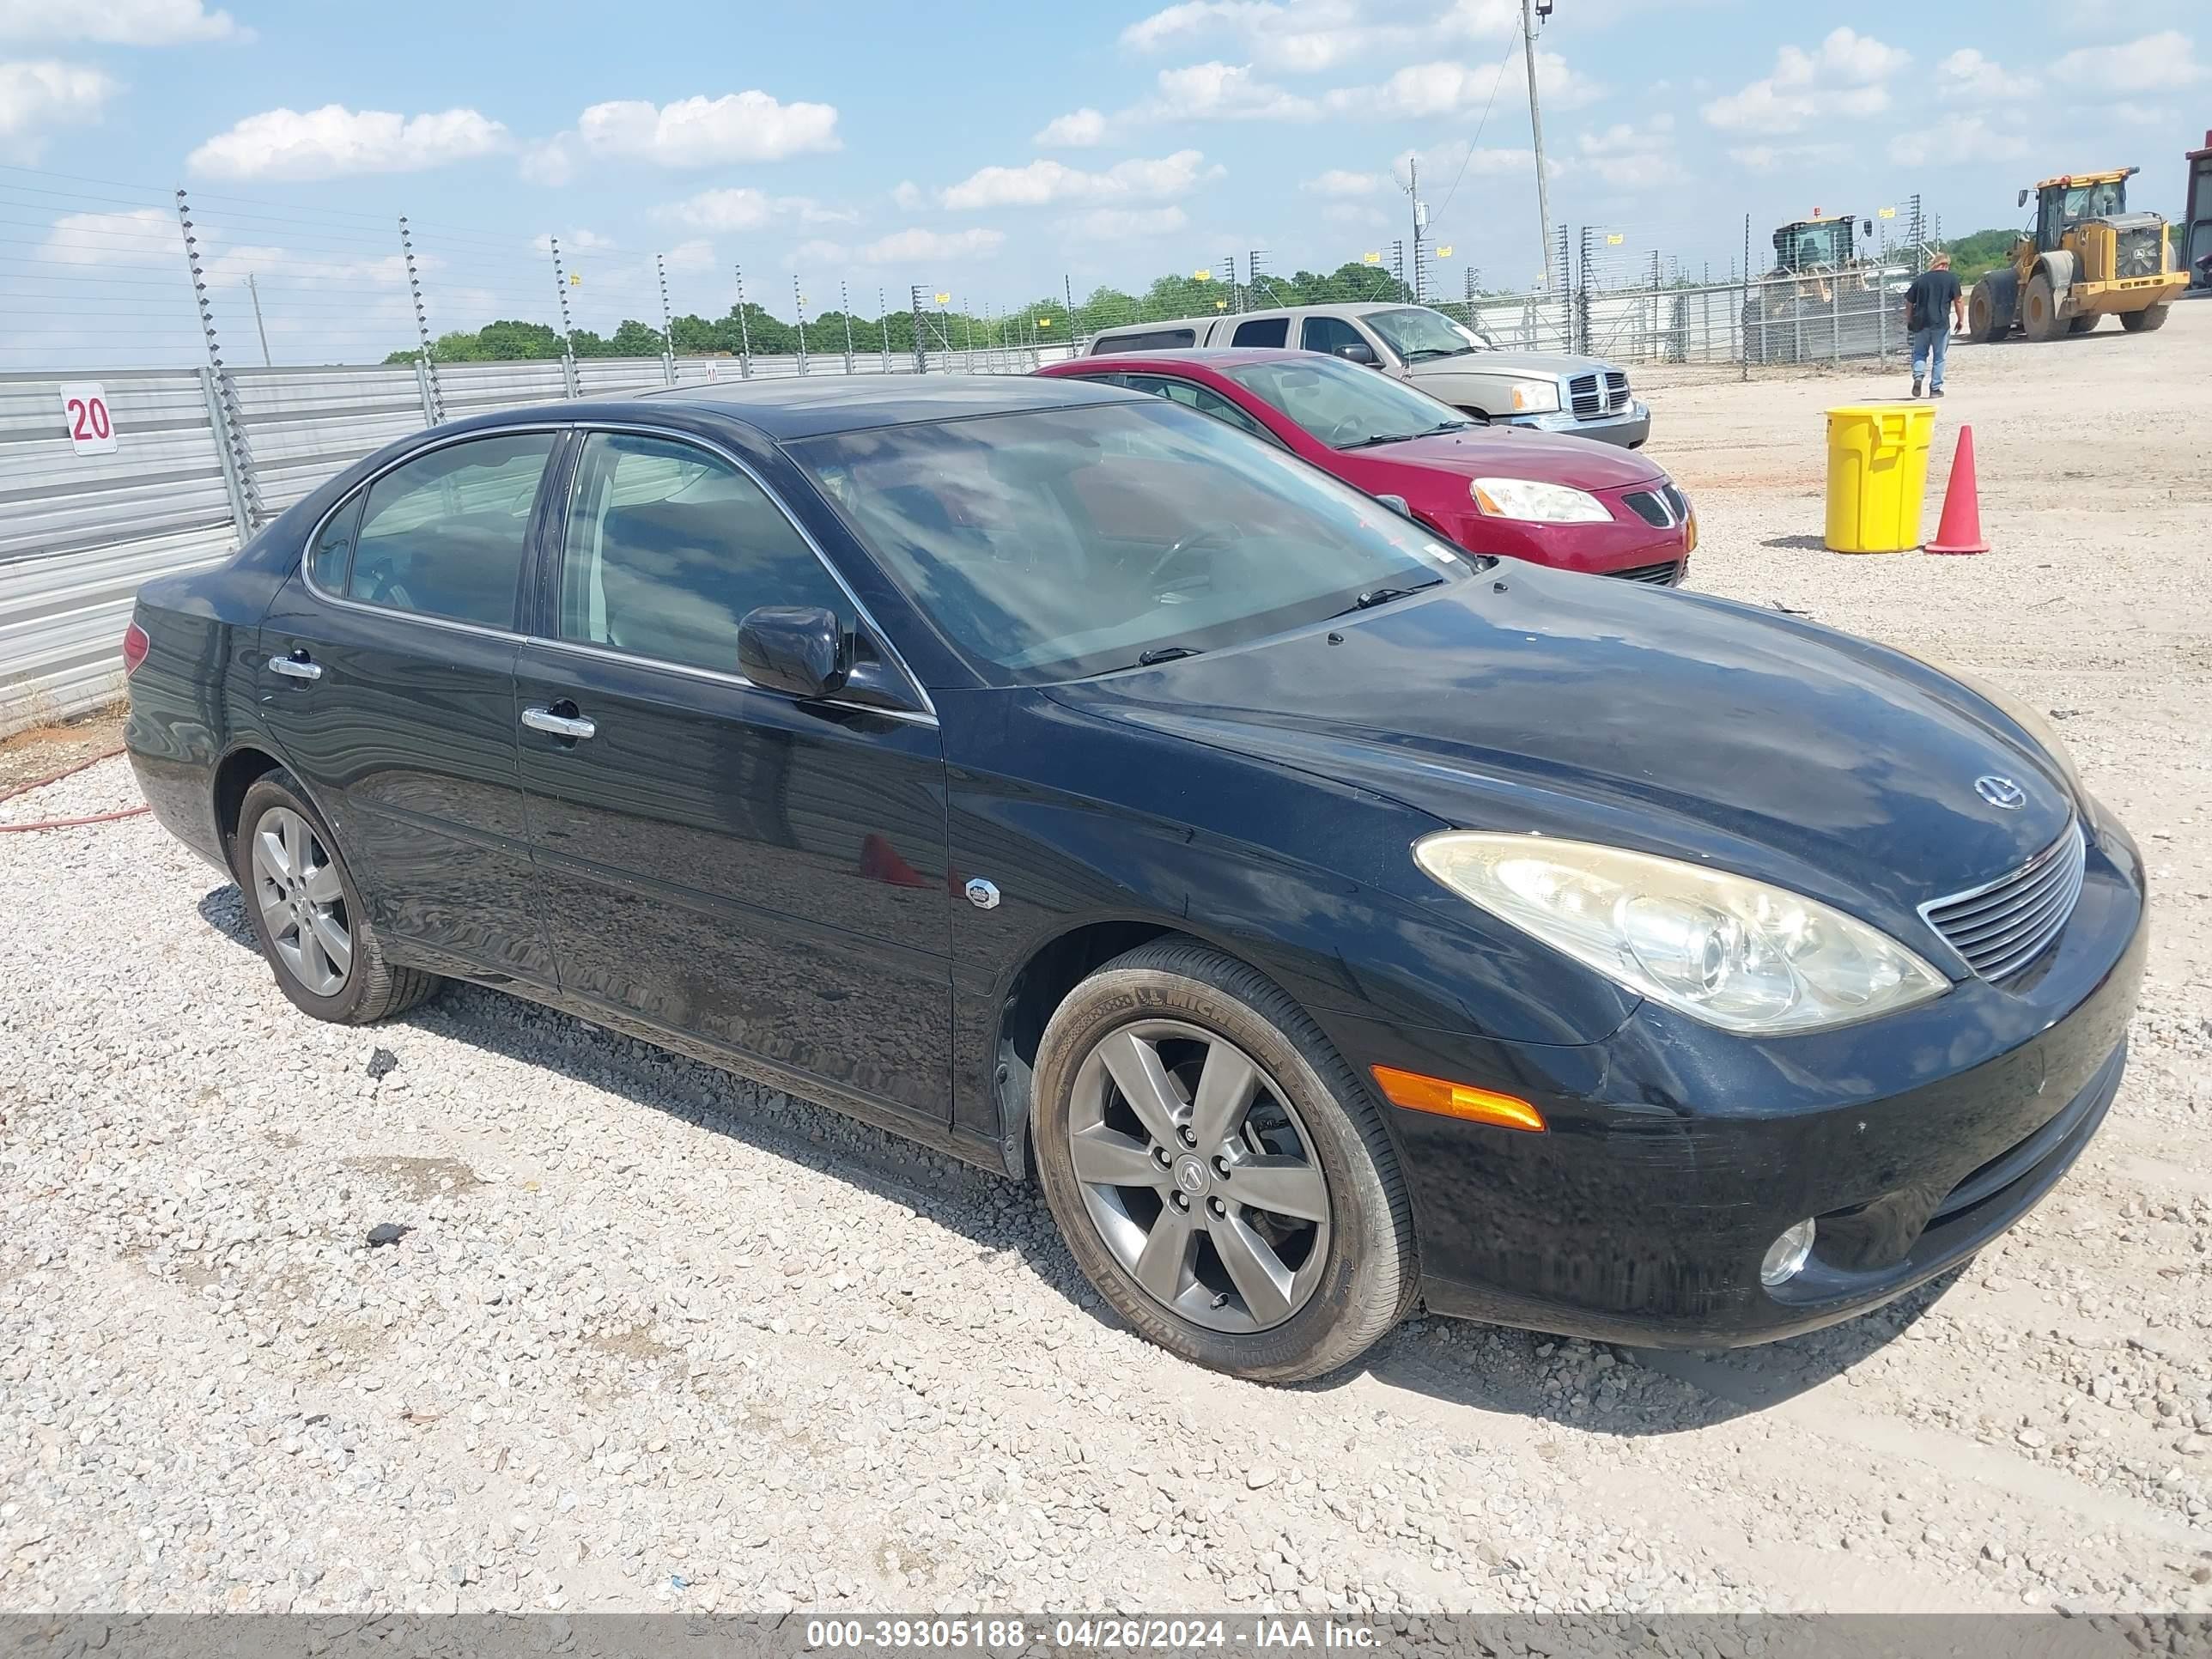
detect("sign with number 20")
(61, 383), (118, 456)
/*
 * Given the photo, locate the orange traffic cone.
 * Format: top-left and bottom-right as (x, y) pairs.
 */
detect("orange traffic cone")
(1924, 426), (1989, 555)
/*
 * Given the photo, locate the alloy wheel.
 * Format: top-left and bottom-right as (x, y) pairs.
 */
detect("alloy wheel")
(1066, 1018), (1332, 1333)
(249, 805), (353, 997)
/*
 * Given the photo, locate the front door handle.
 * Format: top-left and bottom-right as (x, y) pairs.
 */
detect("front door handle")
(268, 653), (322, 681)
(521, 705), (596, 740)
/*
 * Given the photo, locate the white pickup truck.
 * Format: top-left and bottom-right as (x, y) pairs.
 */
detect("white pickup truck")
(1086, 300), (1650, 448)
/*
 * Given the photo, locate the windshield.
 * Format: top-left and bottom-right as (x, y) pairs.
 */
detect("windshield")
(793, 401), (1468, 684)
(1224, 356), (1475, 450)
(2063, 181), (2124, 220)
(1364, 307), (1484, 362)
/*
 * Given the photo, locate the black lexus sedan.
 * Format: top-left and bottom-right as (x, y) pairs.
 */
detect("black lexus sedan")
(123, 374), (2145, 1383)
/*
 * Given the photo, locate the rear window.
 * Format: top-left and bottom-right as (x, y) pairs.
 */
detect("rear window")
(1091, 328), (1196, 354)
(1230, 318), (1289, 348)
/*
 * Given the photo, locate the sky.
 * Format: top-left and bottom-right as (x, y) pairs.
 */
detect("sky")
(2, 0), (2207, 363)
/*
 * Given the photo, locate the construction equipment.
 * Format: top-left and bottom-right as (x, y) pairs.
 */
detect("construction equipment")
(1744, 211), (1896, 364)
(2185, 131), (2212, 290)
(1968, 168), (2186, 341)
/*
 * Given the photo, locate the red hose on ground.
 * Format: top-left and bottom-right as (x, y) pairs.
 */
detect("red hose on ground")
(0, 744), (151, 834)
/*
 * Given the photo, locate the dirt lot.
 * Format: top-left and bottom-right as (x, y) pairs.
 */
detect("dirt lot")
(3, 307), (2210, 1619)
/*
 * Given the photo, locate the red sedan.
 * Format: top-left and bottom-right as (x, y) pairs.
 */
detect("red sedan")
(1040, 347), (1693, 584)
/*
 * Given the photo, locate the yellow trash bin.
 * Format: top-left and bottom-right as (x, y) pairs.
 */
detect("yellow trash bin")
(1824, 404), (1936, 553)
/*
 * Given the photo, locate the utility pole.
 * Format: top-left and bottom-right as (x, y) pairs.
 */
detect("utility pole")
(1402, 154), (1425, 304)
(1523, 0), (1554, 291)
(732, 264), (753, 378)
(246, 272), (271, 367)
(1064, 273), (1077, 349)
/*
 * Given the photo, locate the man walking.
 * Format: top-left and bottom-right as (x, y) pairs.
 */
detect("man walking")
(1905, 253), (1966, 398)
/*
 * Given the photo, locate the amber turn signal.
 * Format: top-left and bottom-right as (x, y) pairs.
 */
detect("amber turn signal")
(1370, 1065), (1547, 1132)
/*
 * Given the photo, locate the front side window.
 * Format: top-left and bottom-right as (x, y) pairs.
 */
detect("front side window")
(1122, 374), (1281, 447)
(1299, 315), (1369, 357)
(559, 431), (845, 673)
(348, 432), (556, 629)
(1363, 307), (1484, 363)
(794, 401), (1468, 684)
(1224, 356), (1472, 450)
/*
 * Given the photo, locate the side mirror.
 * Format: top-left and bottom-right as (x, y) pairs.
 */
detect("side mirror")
(738, 605), (848, 699)
(1374, 494), (1413, 518)
(2017, 188), (2031, 209)
(1335, 341), (1377, 366)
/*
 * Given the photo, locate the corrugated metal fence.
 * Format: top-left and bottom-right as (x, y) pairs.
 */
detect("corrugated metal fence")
(0, 348), (1040, 735)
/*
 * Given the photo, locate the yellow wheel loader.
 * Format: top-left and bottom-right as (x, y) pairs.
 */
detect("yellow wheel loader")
(1967, 168), (2186, 342)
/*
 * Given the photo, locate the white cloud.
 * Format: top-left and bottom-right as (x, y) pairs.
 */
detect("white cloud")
(855, 226), (1005, 265)
(662, 238), (716, 274)
(1887, 112), (2029, 167)
(1727, 141), (1846, 175)
(1061, 204), (1189, 240)
(891, 179), (925, 210)
(654, 187), (854, 232)
(574, 89), (840, 167)
(1035, 106), (1108, 146)
(520, 133), (574, 185)
(532, 229), (616, 256)
(0, 59), (114, 158)
(2051, 30), (2203, 93)
(0, 0), (240, 44)
(1302, 167), (1386, 197)
(1121, 0), (1516, 73)
(1577, 114), (1685, 189)
(1326, 51), (1599, 118)
(1936, 48), (2039, 102)
(1322, 202), (1389, 228)
(37, 205), (175, 265)
(1149, 60), (1318, 119)
(939, 149), (1218, 210)
(1703, 28), (1909, 133)
(187, 105), (507, 179)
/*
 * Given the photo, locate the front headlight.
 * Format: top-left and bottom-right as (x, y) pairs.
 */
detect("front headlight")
(1506, 380), (1560, 413)
(1413, 833), (1951, 1035)
(1470, 477), (1612, 524)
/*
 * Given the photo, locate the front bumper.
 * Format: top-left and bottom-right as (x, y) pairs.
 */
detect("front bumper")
(1510, 399), (1651, 449)
(1320, 810), (2147, 1347)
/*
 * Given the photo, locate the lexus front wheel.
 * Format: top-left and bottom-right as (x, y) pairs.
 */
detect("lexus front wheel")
(1032, 940), (1417, 1382)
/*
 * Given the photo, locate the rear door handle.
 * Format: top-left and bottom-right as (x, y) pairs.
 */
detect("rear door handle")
(521, 705), (596, 740)
(268, 654), (322, 681)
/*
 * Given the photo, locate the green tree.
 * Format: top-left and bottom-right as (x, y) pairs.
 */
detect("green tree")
(608, 319), (667, 356)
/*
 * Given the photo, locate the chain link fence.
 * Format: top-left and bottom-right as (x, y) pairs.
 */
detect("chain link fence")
(1, 158), (1946, 732)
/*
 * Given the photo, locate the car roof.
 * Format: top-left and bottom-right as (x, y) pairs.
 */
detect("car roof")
(626, 370), (1144, 439)
(1060, 346), (1316, 372)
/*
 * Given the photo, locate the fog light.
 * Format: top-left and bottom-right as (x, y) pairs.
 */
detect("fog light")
(1760, 1218), (1816, 1287)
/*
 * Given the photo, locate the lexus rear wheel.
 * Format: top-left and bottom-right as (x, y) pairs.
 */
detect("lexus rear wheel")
(232, 769), (442, 1024)
(1032, 940), (1416, 1382)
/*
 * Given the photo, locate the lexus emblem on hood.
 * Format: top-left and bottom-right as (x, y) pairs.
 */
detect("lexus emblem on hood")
(1975, 775), (2027, 810)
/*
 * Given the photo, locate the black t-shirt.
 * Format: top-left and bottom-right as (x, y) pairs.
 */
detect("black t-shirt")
(1907, 269), (1960, 331)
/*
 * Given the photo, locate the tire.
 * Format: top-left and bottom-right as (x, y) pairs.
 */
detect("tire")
(1030, 939), (1417, 1383)
(1967, 271), (2016, 343)
(2022, 270), (2065, 342)
(230, 769), (442, 1024)
(2121, 305), (2169, 333)
(2068, 315), (2098, 335)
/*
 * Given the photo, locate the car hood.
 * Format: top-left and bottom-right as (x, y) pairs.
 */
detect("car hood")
(1046, 570), (2076, 941)
(1411, 349), (1614, 380)
(1364, 427), (1664, 490)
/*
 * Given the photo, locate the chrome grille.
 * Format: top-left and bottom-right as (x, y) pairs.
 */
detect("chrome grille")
(1921, 821), (2087, 982)
(1569, 374), (1601, 417)
(1605, 370), (1630, 411)
(1611, 559), (1683, 586)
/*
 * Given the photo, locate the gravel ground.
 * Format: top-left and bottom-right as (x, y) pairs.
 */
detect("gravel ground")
(3, 306), (2210, 1619)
